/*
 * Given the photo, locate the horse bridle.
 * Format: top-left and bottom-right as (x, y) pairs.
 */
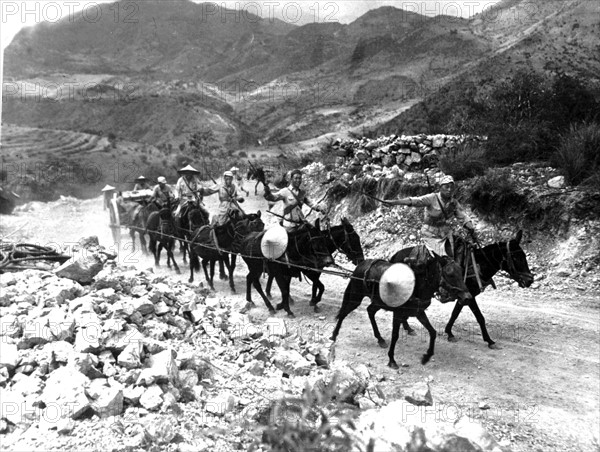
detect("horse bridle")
(498, 241), (533, 286)
(326, 224), (361, 263)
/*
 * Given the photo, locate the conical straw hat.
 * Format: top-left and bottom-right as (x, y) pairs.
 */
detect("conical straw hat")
(178, 165), (200, 174)
(261, 225), (288, 260)
(101, 185), (116, 192)
(379, 263), (415, 307)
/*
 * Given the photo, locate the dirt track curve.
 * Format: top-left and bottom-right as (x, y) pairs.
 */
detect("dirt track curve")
(1, 192), (599, 452)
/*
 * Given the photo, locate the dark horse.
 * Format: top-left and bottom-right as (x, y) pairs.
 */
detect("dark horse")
(247, 165), (288, 196)
(401, 230), (534, 349)
(238, 221), (334, 317)
(146, 207), (180, 273)
(265, 218), (364, 312)
(175, 201), (208, 264)
(119, 201), (158, 254)
(188, 210), (264, 292)
(331, 247), (472, 368)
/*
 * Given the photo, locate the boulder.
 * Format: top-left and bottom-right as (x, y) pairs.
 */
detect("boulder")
(405, 381), (433, 406)
(45, 341), (75, 364)
(0, 343), (19, 370)
(547, 175), (565, 189)
(139, 385), (163, 411)
(123, 385), (145, 405)
(92, 387), (124, 418)
(272, 349), (312, 376)
(205, 392), (236, 416)
(41, 366), (91, 419)
(55, 254), (104, 285)
(117, 342), (143, 369)
(136, 349), (179, 386)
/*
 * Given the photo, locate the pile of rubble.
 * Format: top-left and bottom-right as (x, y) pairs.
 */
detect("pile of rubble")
(0, 240), (509, 450)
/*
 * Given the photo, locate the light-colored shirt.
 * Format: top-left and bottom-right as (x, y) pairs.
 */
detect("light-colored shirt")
(176, 176), (202, 203)
(406, 192), (470, 239)
(268, 185), (317, 228)
(151, 184), (177, 206)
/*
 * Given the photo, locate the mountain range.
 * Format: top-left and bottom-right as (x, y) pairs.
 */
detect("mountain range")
(3, 0), (598, 151)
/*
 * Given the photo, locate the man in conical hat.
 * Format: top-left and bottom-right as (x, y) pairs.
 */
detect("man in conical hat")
(174, 164), (209, 222)
(263, 169), (325, 231)
(133, 176), (152, 191)
(101, 184), (116, 210)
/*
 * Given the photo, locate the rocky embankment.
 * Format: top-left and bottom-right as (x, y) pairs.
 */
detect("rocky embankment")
(1, 238), (510, 451)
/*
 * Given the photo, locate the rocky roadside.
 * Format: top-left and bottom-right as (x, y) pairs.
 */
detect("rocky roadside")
(1, 242), (511, 452)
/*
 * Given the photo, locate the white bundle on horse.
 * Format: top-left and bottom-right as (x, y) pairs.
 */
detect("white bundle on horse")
(379, 263), (415, 307)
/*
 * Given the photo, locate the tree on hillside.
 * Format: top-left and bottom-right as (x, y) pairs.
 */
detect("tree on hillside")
(188, 129), (218, 159)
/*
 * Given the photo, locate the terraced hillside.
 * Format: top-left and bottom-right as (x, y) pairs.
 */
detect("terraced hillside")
(0, 125), (169, 201)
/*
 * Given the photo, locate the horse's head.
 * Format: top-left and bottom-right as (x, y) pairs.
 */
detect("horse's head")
(188, 209), (208, 229)
(234, 211), (265, 237)
(158, 207), (172, 220)
(330, 217), (365, 265)
(500, 230), (534, 288)
(245, 211), (265, 232)
(439, 257), (473, 304)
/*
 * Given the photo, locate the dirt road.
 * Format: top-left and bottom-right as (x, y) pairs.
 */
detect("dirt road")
(1, 192), (599, 452)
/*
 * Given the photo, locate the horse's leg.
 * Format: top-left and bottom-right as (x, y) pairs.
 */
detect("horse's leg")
(331, 279), (364, 341)
(367, 304), (387, 348)
(188, 247), (196, 283)
(402, 320), (417, 336)
(139, 231), (147, 255)
(388, 311), (403, 369)
(129, 229), (136, 252)
(202, 259), (214, 290)
(155, 242), (162, 267)
(169, 242), (180, 274)
(241, 263), (275, 314)
(467, 298), (496, 349)
(445, 302), (466, 343)
(255, 181), (259, 196)
(416, 311), (437, 365)
(219, 256), (228, 280)
(266, 274), (274, 299)
(227, 254), (236, 293)
(304, 270), (324, 312)
(181, 240), (187, 264)
(274, 273), (294, 317)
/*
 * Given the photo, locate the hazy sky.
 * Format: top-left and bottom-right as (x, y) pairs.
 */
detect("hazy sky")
(1, 0), (501, 50)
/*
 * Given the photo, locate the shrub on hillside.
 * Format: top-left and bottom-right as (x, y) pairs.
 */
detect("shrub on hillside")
(438, 142), (487, 180)
(469, 168), (527, 220)
(259, 377), (359, 452)
(554, 122), (600, 186)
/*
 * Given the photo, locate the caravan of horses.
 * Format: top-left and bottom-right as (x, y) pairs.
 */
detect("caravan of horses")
(108, 165), (533, 367)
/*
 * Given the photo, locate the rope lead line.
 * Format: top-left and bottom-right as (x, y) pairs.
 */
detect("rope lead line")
(119, 225), (358, 280)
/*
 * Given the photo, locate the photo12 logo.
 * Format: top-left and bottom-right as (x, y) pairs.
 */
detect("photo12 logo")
(1, 1), (139, 26)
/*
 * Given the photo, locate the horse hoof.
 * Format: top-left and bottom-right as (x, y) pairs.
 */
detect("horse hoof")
(275, 303), (284, 311)
(488, 343), (499, 350)
(230, 288), (236, 294)
(175, 269), (181, 274)
(421, 355), (432, 365)
(313, 305), (322, 314)
(407, 329), (417, 337)
(219, 274), (228, 281)
(378, 340), (388, 348)
(287, 312), (295, 318)
(268, 308), (276, 315)
(266, 293), (272, 299)
(447, 336), (459, 343)
(388, 361), (399, 370)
